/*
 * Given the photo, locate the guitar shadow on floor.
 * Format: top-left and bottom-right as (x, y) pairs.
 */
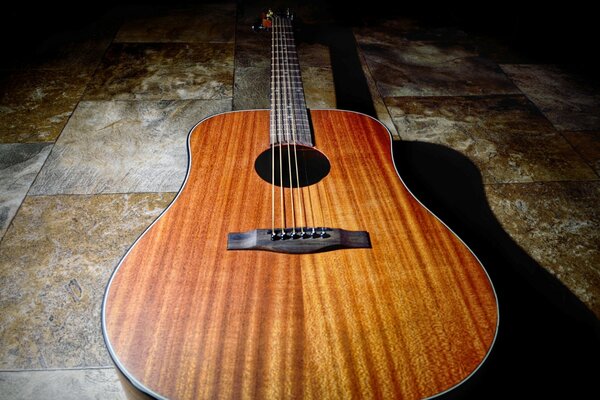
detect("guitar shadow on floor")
(393, 141), (600, 399)
(299, 17), (599, 398)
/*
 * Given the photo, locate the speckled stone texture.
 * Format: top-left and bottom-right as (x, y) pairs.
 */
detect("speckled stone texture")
(0, 143), (52, 238)
(357, 51), (398, 137)
(0, 368), (125, 400)
(84, 43), (234, 100)
(562, 131), (600, 176)
(355, 27), (519, 96)
(301, 66), (336, 109)
(0, 193), (174, 369)
(485, 182), (600, 317)
(29, 100), (231, 195)
(386, 95), (597, 183)
(0, 70), (90, 143)
(501, 64), (600, 131)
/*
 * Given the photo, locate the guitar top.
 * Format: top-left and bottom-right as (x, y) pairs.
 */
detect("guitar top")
(103, 10), (498, 400)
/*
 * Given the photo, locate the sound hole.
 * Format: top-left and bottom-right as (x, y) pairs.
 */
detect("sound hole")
(255, 145), (330, 187)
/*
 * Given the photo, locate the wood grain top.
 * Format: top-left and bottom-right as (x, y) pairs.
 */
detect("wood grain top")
(103, 110), (498, 399)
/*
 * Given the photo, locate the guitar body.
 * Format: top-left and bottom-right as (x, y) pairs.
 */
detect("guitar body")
(103, 109), (498, 399)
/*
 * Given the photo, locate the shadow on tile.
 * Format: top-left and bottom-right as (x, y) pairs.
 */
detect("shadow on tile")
(0, 143), (52, 238)
(501, 65), (600, 131)
(386, 95), (597, 183)
(296, 22), (376, 117)
(393, 140), (599, 398)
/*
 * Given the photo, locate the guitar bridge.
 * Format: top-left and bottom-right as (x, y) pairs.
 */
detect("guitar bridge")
(227, 228), (371, 254)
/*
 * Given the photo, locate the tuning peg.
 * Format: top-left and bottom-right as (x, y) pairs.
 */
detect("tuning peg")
(251, 9), (273, 32)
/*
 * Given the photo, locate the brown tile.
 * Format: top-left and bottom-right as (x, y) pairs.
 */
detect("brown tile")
(0, 368), (125, 399)
(233, 67), (270, 110)
(501, 64), (600, 131)
(357, 49), (398, 138)
(84, 43), (234, 100)
(485, 182), (600, 317)
(357, 38), (518, 96)
(235, 39), (271, 69)
(297, 43), (332, 68)
(115, 4), (236, 43)
(302, 67), (336, 109)
(29, 100), (232, 195)
(0, 193), (175, 369)
(0, 70), (90, 143)
(562, 131), (600, 176)
(386, 95), (597, 183)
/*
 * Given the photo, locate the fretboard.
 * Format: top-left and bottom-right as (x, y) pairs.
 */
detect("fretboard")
(270, 15), (313, 147)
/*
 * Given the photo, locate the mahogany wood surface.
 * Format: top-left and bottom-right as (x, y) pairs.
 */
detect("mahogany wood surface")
(103, 110), (498, 399)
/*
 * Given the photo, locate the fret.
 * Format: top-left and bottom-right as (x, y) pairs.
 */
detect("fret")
(270, 15), (312, 147)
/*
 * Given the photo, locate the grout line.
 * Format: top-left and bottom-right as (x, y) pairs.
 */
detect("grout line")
(0, 20), (119, 247)
(231, 2), (239, 111)
(25, 191), (179, 198)
(0, 366), (116, 373)
(0, 145), (52, 247)
(353, 38), (399, 139)
(483, 178), (600, 187)
(558, 130), (600, 180)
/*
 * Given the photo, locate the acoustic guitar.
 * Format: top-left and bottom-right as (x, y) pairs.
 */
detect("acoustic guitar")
(103, 9), (498, 399)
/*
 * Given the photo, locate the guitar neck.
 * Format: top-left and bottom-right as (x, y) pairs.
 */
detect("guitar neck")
(270, 14), (313, 147)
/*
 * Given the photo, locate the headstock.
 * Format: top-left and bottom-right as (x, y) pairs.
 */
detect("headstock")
(252, 8), (294, 32)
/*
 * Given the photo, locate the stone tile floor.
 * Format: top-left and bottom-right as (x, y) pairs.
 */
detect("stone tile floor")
(0, 2), (598, 398)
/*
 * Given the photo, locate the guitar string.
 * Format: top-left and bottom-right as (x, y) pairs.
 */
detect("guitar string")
(281, 18), (297, 236)
(283, 18), (307, 236)
(270, 15), (275, 237)
(275, 17), (286, 235)
(271, 14), (313, 237)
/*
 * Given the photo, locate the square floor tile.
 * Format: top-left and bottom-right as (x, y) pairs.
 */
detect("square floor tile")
(0, 368), (124, 400)
(0, 143), (52, 238)
(0, 193), (174, 369)
(356, 36), (518, 96)
(302, 66), (336, 109)
(0, 70), (90, 143)
(84, 43), (234, 100)
(501, 64), (600, 131)
(562, 131), (600, 176)
(233, 67), (270, 110)
(29, 100), (231, 195)
(386, 95), (597, 183)
(357, 50), (398, 137)
(485, 182), (600, 317)
(235, 39), (271, 69)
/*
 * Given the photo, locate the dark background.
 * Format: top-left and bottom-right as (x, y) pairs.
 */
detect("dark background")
(2, 0), (598, 398)
(1, 0), (598, 71)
